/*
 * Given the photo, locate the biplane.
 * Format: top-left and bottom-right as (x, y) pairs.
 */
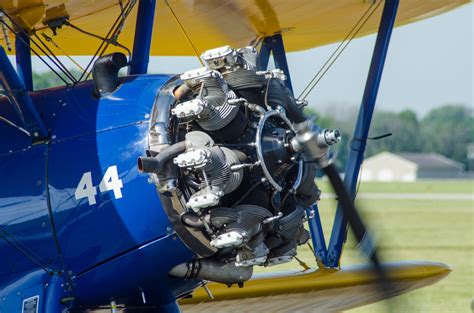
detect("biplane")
(0, 0), (467, 312)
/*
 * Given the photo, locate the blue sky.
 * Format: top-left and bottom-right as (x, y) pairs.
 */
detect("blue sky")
(26, 3), (473, 117)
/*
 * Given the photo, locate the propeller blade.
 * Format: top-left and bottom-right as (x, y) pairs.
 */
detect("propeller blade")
(322, 163), (392, 308)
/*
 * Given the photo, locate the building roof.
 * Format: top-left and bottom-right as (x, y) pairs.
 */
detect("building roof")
(396, 153), (464, 171)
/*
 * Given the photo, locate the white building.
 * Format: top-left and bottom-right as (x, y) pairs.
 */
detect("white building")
(360, 152), (465, 182)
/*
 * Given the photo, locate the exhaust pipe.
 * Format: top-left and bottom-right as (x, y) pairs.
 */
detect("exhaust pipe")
(169, 258), (252, 284)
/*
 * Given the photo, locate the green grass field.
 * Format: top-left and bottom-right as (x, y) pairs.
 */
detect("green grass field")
(255, 180), (474, 312)
(317, 179), (474, 194)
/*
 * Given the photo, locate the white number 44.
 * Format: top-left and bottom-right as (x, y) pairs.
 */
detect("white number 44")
(75, 165), (124, 205)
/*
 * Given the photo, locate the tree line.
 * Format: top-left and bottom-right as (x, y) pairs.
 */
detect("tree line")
(306, 105), (474, 171)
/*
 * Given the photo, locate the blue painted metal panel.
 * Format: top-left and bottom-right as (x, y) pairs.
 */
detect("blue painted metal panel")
(15, 33), (33, 91)
(129, 0), (157, 75)
(0, 270), (70, 313)
(0, 75), (171, 151)
(0, 270), (47, 313)
(327, 0), (400, 268)
(0, 96), (31, 154)
(48, 122), (177, 274)
(0, 145), (60, 278)
(158, 300), (182, 313)
(72, 234), (199, 308)
(31, 75), (171, 141)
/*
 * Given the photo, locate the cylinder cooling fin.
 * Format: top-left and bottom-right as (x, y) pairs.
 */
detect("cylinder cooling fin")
(140, 45), (341, 286)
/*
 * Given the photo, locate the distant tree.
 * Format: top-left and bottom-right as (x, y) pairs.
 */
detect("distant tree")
(303, 104), (473, 170)
(421, 105), (474, 168)
(32, 69), (83, 90)
(366, 109), (422, 156)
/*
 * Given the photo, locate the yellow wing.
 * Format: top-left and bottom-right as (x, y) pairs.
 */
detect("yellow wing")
(179, 261), (451, 312)
(0, 0), (469, 56)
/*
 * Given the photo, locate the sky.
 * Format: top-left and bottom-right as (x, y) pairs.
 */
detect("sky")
(24, 3), (473, 117)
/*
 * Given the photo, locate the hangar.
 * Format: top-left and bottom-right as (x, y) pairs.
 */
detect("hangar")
(360, 152), (465, 181)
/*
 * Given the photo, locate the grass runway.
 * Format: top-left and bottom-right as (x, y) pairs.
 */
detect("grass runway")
(255, 180), (474, 312)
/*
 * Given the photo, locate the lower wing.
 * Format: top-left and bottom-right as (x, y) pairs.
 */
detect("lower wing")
(180, 261), (451, 312)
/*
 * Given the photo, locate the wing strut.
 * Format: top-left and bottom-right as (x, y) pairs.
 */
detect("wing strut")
(129, 0), (156, 75)
(327, 0), (400, 267)
(15, 32), (33, 91)
(0, 47), (48, 139)
(259, 34), (293, 92)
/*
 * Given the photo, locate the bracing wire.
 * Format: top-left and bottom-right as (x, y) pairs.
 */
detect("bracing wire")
(40, 33), (86, 72)
(0, 227), (54, 274)
(84, 1), (136, 82)
(28, 34), (76, 83)
(0, 116), (31, 137)
(298, 2), (376, 98)
(32, 33), (78, 83)
(165, 0), (204, 66)
(298, 1), (382, 100)
(0, 13), (70, 85)
(83, 0), (136, 81)
(64, 21), (132, 59)
(0, 10), (72, 83)
(118, 0), (127, 25)
(79, 0), (137, 82)
(0, 12), (12, 51)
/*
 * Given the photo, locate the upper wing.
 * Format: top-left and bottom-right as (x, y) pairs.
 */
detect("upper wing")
(179, 261), (451, 312)
(0, 0), (469, 56)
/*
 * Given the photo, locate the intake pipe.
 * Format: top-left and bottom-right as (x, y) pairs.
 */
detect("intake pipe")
(169, 258), (253, 284)
(92, 52), (128, 96)
(138, 141), (187, 174)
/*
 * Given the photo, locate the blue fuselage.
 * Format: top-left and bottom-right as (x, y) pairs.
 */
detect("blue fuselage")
(0, 75), (198, 312)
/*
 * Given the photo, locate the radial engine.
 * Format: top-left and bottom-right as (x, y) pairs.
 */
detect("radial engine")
(138, 45), (341, 285)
